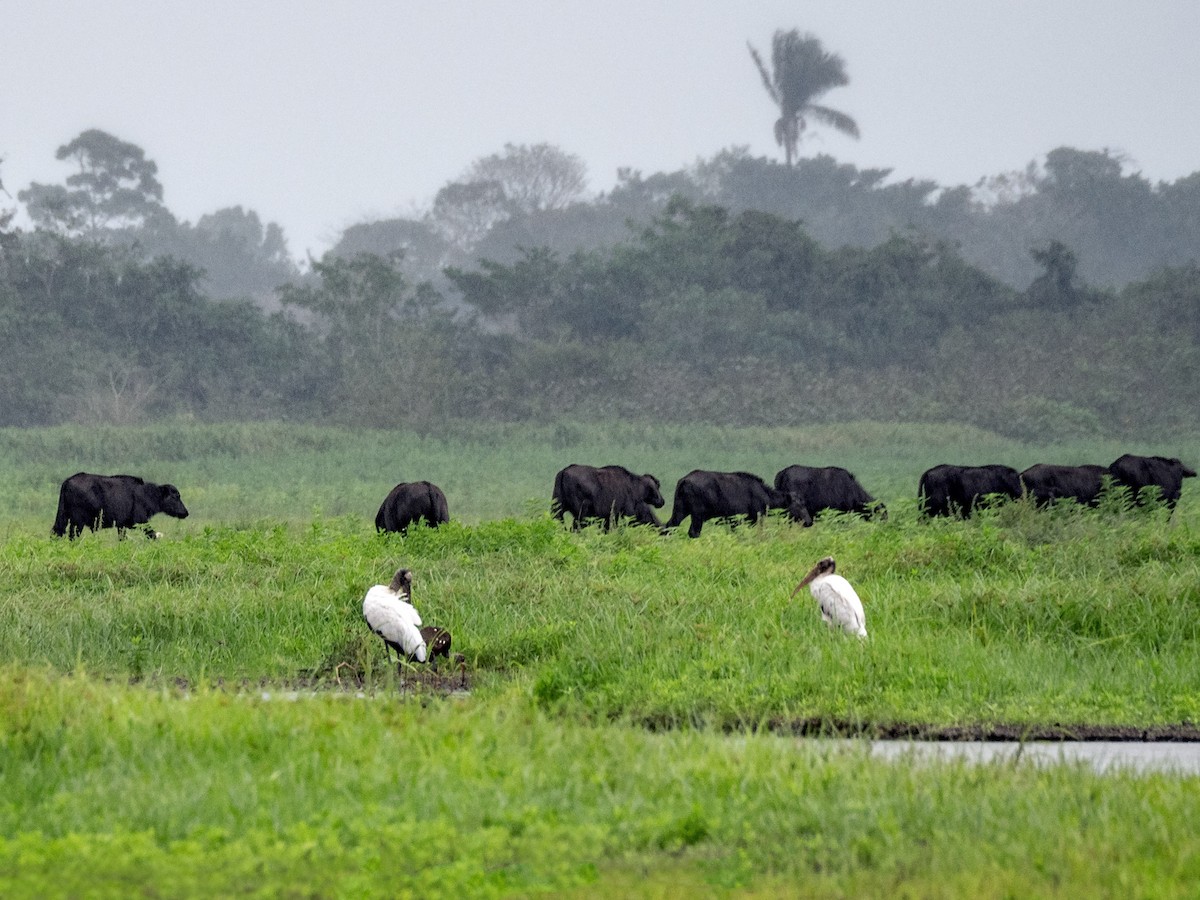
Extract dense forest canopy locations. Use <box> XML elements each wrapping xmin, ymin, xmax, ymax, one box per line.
<box><xmin>2</xmin><ymin>128</ymin><xmax>1199</xmax><ymax>440</ymax></box>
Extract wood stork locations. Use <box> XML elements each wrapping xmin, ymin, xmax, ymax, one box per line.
<box><xmin>363</xmin><ymin>568</ymin><xmax>428</xmax><ymax>665</ymax></box>
<box><xmin>791</xmin><ymin>556</ymin><xmax>867</xmax><ymax>638</ymax></box>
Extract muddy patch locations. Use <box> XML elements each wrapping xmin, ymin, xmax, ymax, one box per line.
<box><xmin>766</xmin><ymin>718</ymin><xmax>1200</xmax><ymax>742</ymax></box>
<box><xmin>122</xmin><ymin>661</ymin><xmax>472</xmax><ymax>698</ymax></box>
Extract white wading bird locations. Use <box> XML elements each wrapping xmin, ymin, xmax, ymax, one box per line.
<box><xmin>791</xmin><ymin>556</ymin><xmax>867</xmax><ymax>638</ymax></box>
<box><xmin>363</xmin><ymin>568</ymin><xmax>428</xmax><ymax>665</ymax></box>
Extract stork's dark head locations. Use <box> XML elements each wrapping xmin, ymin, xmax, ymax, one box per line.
<box><xmin>790</xmin><ymin>556</ymin><xmax>837</xmax><ymax>597</ymax></box>
<box><xmin>389</xmin><ymin>568</ymin><xmax>413</xmax><ymax>595</ymax></box>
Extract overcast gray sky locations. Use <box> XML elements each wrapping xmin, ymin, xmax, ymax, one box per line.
<box><xmin>4</xmin><ymin>1</ymin><xmax>1198</xmax><ymax>259</ymax></box>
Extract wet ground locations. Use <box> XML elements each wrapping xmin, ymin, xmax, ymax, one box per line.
<box><xmin>855</xmin><ymin>739</ymin><xmax>1200</xmax><ymax>773</ymax></box>
<box><xmin>139</xmin><ymin>672</ymin><xmax>1200</xmax><ymax>773</ymax></box>
<box><xmin>772</xmin><ymin>718</ymin><xmax>1200</xmax><ymax>742</ymax></box>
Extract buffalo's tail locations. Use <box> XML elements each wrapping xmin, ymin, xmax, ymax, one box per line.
<box><xmin>431</xmin><ymin>485</ymin><xmax>450</xmax><ymax>525</ymax></box>
<box><xmin>916</xmin><ymin>473</ymin><xmax>937</xmax><ymax>518</ymax></box>
<box><xmin>663</xmin><ymin>482</ymin><xmax>689</xmax><ymax>530</ymax></box>
<box><xmin>551</xmin><ymin>469</ymin><xmax>565</xmax><ymax>520</ymax></box>
<box><xmin>51</xmin><ymin>482</ymin><xmax>69</xmax><ymax>537</ymax></box>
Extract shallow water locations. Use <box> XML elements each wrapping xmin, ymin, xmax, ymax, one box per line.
<box><xmin>246</xmin><ymin>692</ymin><xmax>1199</xmax><ymax>773</ymax></box>
<box><xmin>846</xmin><ymin>739</ymin><xmax>1200</xmax><ymax>774</ymax></box>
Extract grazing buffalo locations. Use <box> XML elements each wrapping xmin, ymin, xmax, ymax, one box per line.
<box><xmin>52</xmin><ymin>472</ymin><xmax>189</xmax><ymax>540</ymax></box>
<box><xmin>551</xmin><ymin>464</ymin><xmax>665</xmax><ymax>531</ymax></box>
<box><xmin>1107</xmin><ymin>454</ymin><xmax>1197</xmax><ymax>511</ymax></box>
<box><xmin>374</xmin><ymin>481</ymin><xmax>450</xmax><ymax>534</ymax></box>
<box><xmin>664</xmin><ymin>469</ymin><xmax>811</xmax><ymax>538</ymax></box>
<box><xmin>1019</xmin><ymin>464</ymin><xmax>1110</xmax><ymax>507</ymax></box>
<box><xmin>918</xmin><ymin>464</ymin><xmax>1023</xmax><ymax>519</ymax></box>
<box><xmin>774</xmin><ymin>465</ymin><xmax>885</xmax><ymax>521</ymax></box>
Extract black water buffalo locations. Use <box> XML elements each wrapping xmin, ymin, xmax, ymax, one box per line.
<box><xmin>551</xmin><ymin>464</ymin><xmax>665</xmax><ymax>531</ymax></box>
<box><xmin>774</xmin><ymin>465</ymin><xmax>885</xmax><ymax>521</ymax></box>
<box><xmin>918</xmin><ymin>464</ymin><xmax>1023</xmax><ymax>518</ymax></box>
<box><xmin>664</xmin><ymin>469</ymin><xmax>811</xmax><ymax>538</ymax></box>
<box><xmin>1020</xmin><ymin>463</ymin><xmax>1109</xmax><ymax>507</ymax></box>
<box><xmin>1107</xmin><ymin>454</ymin><xmax>1197</xmax><ymax>510</ymax></box>
<box><xmin>52</xmin><ymin>472</ymin><xmax>189</xmax><ymax>539</ymax></box>
<box><xmin>375</xmin><ymin>481</ymin><xmax>450</xmax><ymax>534</ymax></box>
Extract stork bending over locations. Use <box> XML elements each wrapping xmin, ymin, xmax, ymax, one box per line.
<box><xmin>363</xmin><ymin>568</ymin><xmax>428</xmax><ymax>665</ymax></box>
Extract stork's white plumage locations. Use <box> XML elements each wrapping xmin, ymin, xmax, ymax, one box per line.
<box><xmin>363</xmin><ymin>568</ymin><xmax>428</xmax><ymax>663</ymax></box>
<box><xmin>791</xmin><ymin>556</ymin><xmax>867</xmax><ymax>638</ymax></box>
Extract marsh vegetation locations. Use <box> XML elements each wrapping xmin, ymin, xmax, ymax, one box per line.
<box><xmin>1</xmin><ymin>422</ymin><xmax>1198</xmax><ymax>895</ymax></box>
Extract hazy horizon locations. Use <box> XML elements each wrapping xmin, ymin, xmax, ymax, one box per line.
<box><xmin>5</xmin><ymin>0</ymin><xmax>1198</xmax><ymax>259</ymax></box>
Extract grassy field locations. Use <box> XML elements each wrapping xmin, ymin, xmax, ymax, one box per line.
<box><xmin>1</xmin><ymin>421</ymin><xmax>1198</xmax><ymax>896</ymax></box>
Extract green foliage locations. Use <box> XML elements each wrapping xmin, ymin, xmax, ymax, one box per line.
<box><xmin>9</xmin><ymin>132</ymin><xmax>1200</xmax><ymax>436</ymax></box>
<box><xmin>152</xmin><ymin>205</ymin><xmax>299</xmax><ymax>301</ymax></box>
<box><xmin>0</xmin><ymin>235</ymin><xmax>312</xmax><ymax>425</ymax></box>
<box><xmin>274</xmin><ymin>252</ymin><xmax>492</xmax><ymax>426</ymax></box>
<box><xmin>747</xmin><ymin>29</ymin><xmax>859</xmax><ymax>165</ymax></box>
<box><xmin>446</xmin><ymin>246</ymin><xmax>566</xmax><ymax>319</ymax></box>
<box><xmin>329</xmin><ymin>216</ymin><xmax>450</xmax><ymax>288</ymax></box>
<box><xmin>1027</xmin><ymin>239</ymin><xmax>1087</xmax><ymax>307</ymax></box>
<box><xmin>18</xmin><ymin>128</ymin><xmax>171</xmax><ymax>238</ymax></box>
<box><xmin>439</xmin><ymin>193</ymin><xmax>1200</xmax><ymax>434</ymax></box>
<box><xmin>1</xmin><ymin>422</ymin><xmax>1199</xmax><ymax>894</ymax></box>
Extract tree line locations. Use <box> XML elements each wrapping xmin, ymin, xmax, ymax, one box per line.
<box><xmin>332</xmin><ymin>144</ymin><xmax>1200</xmax><ymax>299</ymax></box>
<box><xmin>13</xmin><ymin>127</ymin><xmax>1200</xmax><ymax>305</ymax></box>
<box><xmin>3</xmin><ymin>158</ymin><xmax>1198</xmax><ymax>439</ymax></box>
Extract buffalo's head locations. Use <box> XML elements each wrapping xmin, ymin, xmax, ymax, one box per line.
<box><xmin>784</xmin><ymin>495</ymin><xmax>813</xmax><ymax>527</ymax></box>
<box><xmin>159</xmin><ymin>485</ymin><xmax>189</xmax><ymax>519</ymax></box>
<box><xmin>769</xmin><ymin>488</ymin><xmax>812</xmax><ymax>527</ymax></box>
<box><xmin>641</xmin><ymin>475</ymin><xmax>665</xmax><ymax>508</ymax></box>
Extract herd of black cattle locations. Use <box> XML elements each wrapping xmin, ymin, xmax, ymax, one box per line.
<box><xmin>48</xmin><ymin>454</ymin><xmax>1196</xmax><ymax>541</ymax></box>
<box><xmin>545</xmin><ymin>454</ymin><xmax>1195</xmax><ymax>537</ymax></box>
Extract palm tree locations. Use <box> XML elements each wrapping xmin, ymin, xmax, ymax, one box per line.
<box><xmin>748</xmin><ymin>29</ymin><xmax>860</xmax><ymax>166</ymax></box>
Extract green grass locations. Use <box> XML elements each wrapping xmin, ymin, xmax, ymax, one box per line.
<box><xmin>2</xmin><ymin>668</ymin><xmax>1199</xmax><ymax>899</ymax></box>
<box><xmin>3</xmin><ymin>494</ymin><xmax>1197</xmax><ymax>727</ymax></box>
<box><xmin>1</xmin><ymin>421</ymin><xmax>1199</xmax><ymax>896</ymax></box>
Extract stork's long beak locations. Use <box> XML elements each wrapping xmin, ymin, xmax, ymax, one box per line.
<box><xmin>790</xmin><ymin>566</ymin><xmax>820</xmax><ymax>598</ymax></box>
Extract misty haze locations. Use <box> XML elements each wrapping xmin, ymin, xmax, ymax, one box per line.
<box><xmin>4</xmin><ymin>5</ymin><xmax>1199</xmax><ymax>437</ymax></box>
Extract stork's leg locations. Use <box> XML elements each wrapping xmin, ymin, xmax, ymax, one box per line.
<box><xmin>382</xmin><ymin>641</ymin><xmax>399</xmax><ymax>678</ymax></box>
